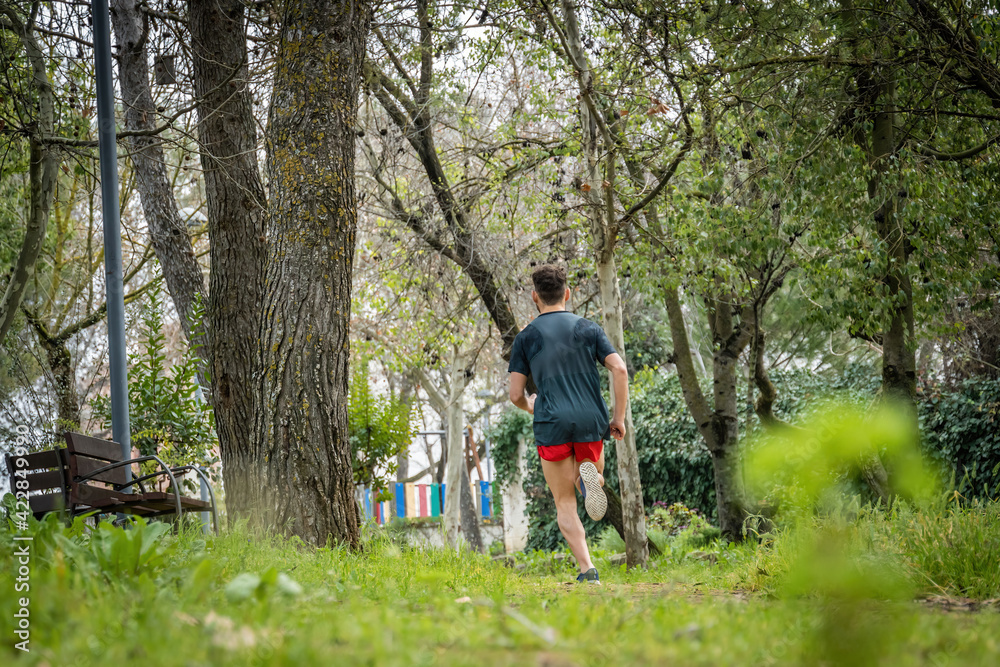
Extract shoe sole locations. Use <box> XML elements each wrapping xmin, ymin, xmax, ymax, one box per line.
<box><xmin>579</xmin><ymin>462</ymin><xmax>607</xmax><ymax>521</ymax></box>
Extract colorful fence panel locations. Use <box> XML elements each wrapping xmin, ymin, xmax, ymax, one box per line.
<box><xmin>395</xmin><ymin>483</ymin><xmax>405</xmax><ymax>518</ymax></box>
<box><xmin>360</xmin><ymin>482</ymin><xmax>494</xmax><ymax>524</ymax></box>
<box><xmin>417</xmin><ymin>484</ymin><xmax>428</xmax><ymax>517</ymax></box>
<box><xmin>479</xmin><ymin>480</ymin><xmax>492</xmax><ymax>518</ymax></box>
<box><xmin>430</xmin><ymin>484</ymin><xmax>441</xmax><ymax>517</ymax></box>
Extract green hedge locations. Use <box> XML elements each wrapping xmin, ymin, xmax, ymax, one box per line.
<box><xmin>920</xmin><ymin>378</ymin><xmax>1000</xmax><ymax>498</ymax></box>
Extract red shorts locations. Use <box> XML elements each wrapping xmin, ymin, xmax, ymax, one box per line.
<box><xmin>537</xmin><ymin>441</ymin><xmax>603</xmax><ymax>463</ymax></box>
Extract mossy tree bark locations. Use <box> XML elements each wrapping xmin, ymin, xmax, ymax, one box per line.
<box><xmin>24</xmin><ymin>319</ymin><xmax>80</xmax><ymax>430</ymax></box>
<box><xmin>254</xmin><ymin>0</ymin><xmax>372</xmax><ymax>547</ymax></box>
<box><xmin>190</xmin><ymin>0</ymin><xmax>370</xmax><ymax>546</ymax></box>
<box><xmin>21</xmin><ymin>276</ymin><xmax>152</xmax><ymax>434</ymax></box>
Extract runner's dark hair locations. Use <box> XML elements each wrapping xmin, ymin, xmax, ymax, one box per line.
<box><xmin>532</xmin><ymin>264</ymin><xmax>567</xmax><ymax>305</ymax></box>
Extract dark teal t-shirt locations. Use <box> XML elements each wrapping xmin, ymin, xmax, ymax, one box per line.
<box><xmin>507</xmin><ymin>311</ymin><xmax>617</xmax><ymax>447</ymax></box>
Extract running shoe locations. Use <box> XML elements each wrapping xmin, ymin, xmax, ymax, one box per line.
<box><xmin>579</xmin><ymin>461</ymin><xmax>607</xmax><ymax>521</ymax></box>
<box><xmin>576</xmin><ymin>567</ymin><xmax>600</xmax><ymax>584</ymax></box>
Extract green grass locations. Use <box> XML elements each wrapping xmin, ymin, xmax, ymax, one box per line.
<box><xmin>2</xmin><ymin>507</ymin><xmax>1000</xmax><ymax>667</ymax></box>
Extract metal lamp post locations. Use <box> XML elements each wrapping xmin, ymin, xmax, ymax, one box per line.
<box><xmin>92</xmin><ymin>0</ymin><xmax>132</xmax><ymax>479</ymax></box>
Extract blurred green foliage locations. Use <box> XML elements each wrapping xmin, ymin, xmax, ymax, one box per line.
<box><xmin>746</xmin><ymin>402</ymin><xmax>937</xmax><ymax>518</ymax></box>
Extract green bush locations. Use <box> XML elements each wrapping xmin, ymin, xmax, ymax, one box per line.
<box><xmin>0</xmin><ymin>508</ymin><xmax>182</xmax><ymax>586</ymax></box>
<box><xmin>625</xmin><ymin>371</ymin><xmax>717</xmax><ymax>518</ymax></box>
<box><xmin>348</xmin><ymin>358</ymin><xmax>414</xmax><ymax>500</ymax></box>
<box><xmin>91</xmin><ymin>279</ymin><xmax>217</xmax><ymax>491</ymax></box>
<box><xmin>919</xmin><ymin>378</ymin><xmax>1000</xmax><ymax>499</ymax></box>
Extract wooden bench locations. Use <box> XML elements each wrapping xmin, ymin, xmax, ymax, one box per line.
<box><xmin>5</xmin><ymin>432</ymin><xmax>219</xmax><ymax>533</ymax></box>
<box><xmin>4</xmin><ymin>448</ymin><xmax>69</xmax><ymax>519</ymax></box>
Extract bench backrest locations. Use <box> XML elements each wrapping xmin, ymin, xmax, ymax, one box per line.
<box><xmin>4</xmin><ymin>449</ymin><xmax>69</xmax><ymax>516</ymax></box>
<box><xmin>64</xmin><ymin>432</ymin><xmax>130</xmax><ymax>487</ymax></box>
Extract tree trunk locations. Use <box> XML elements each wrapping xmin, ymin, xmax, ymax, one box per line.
<box><xmin>43</xmin><ymin>338</ymin><xmax>80</xmax><ymax>430</ymax></box>
<box><xmin>860</xmin><ymin>72</ymin><xmax>907</xmax><ymax>505</ymax></box>
<box><xmin>250</xmin><ymin>0</ymin><xmax>371</xmax><ymax>547</ymax></box>
<box><xmin>751</xmin><ymin>330</ymin><xmax>778</xmax><ymax>427</ymax></box>
<box><xmin>443</xmin><ymin>352</ymin><xmax>468</xmax><ymax>548</ymax></box>
<box><xmin>604</xmin><ymin>484</ymin><xmax>662</xmax><ymax>557</ymax></box>
<box><xmin>0</xmin><ymin>10</ymin><xmax>57</xmax><ymax>343</ymax></box>
<box><xmin>436</xmin><ymin>430</ymin><xmax>447</xmax><ymax>484</ymax></box>
<box><xmin>23</xmin><ymin>311</ymin><xmax>81</xmax><ymax>431</ymax></box>
<box><xmin>596</xmin><ymin>259</ymin><xmax>649</xmax><ymax>567</ymax></box>
<box><xmin>707</xmin><ymin>294</ymin><xmax>750</xmax><ymax>540</ymax></box>
<box><xmin>915</xmin><ymin>340</ymin><xmax>935</xmax><ymax>378</ymax></box>
<box><xmin>189</xmin><ymin>0</ymin><xmax>268</xmax><ymax>517</ymax></box>
<box><xmin>459</xmin><ymin>463</ymin><xmax>484</xmax><ymax>553</ymax></box>
<box><xmin>111</xmin><ymin>0</ymin><xmax>208</xmax><ymax>363</ymax></box>
<box><xmin>751</xmin><ymin>328</ymin><xmax>803</xmax><ymax>433</ymax></box>
<box><xmin>664</xmin><ymin>284</ymin><xmax>750</xmax><ymax>541</ymax></box>
<box><xmin>706</xmin><ymin>426</ymin><xmax>746</xmax><ymax>539</ymax></box>
<box><xmin>391</xmin><ymin>376</ymin><xmax>412</xmax><ymax>520</ymax></box>
<box><xmin>555</xmin><ymin>0</ymin><xmax>648</xmax><ymax>568</ymax></box>
<box><xmin>869</xmin><ymin>75</ymin><xmax>916</xmax><ymax>407</ymax></box>
<box><xmin>838</xmin><ymin>0</ymin><xmax>906</xmax><ymax>504</ymax></box>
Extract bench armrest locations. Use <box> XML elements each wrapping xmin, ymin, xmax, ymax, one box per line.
<box><xmin>75</xmin><ymin>455</ymin><xmax>179</xmax><ymax>498</ymax></box>
<box><xmin>125</xmin><ymin>464</ymin><xmax>212</xmax><ymax>496</ymax></box>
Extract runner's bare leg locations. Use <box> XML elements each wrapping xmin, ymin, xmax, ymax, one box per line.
<box><xmin>540</xmin><ymin>455</ymin><xmax>595</xmax><ymax>573</ymax></box>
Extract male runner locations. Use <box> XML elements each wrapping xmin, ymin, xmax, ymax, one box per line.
<box><xmin>508</xmin><ymin>265</ymin><xmax>629</xmax><ymax>584</ymax></box>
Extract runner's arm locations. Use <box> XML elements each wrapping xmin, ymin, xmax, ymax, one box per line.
<box><xmin>603</xmin><ymin>353</ymin><xmax>629</xmax><ymax>439</ymax></box>
<box><xmin>509</xmin><ymin>372</ymin><xmax>535</xmax><ymax>414</ymax></box>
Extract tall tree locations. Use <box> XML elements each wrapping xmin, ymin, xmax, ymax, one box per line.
<box><xmin>543</xmin><ymin>0</ymin><xmax>650</xmax><ymax>567</ymax></box>
<box><xmin>188</xmin><ymin>0</ymin><xmax>269</xmax><ymax>521</ymax></box>
<box><xmin>252</xmin><ymin>0</ymin><xmax>372</xmax><ymax>546</ymax></box>
<box><xmin>0</xmin><ymin>4</ymin><xmax>58</xmax><ymax>344</ymax></box>
<box><xmin>188</xmin><ymin>0</ymin><xmax>372</xmax><ymax>545</ymax></box>
<box><xmin>362</xmin><ymin>0</ymin><xmax>524</xmax><ymax>358</ymax></box>
<box><xmin>111</xmin><ymin>0</ymin><xmax>207</xmax><ymax>360</ymax></box>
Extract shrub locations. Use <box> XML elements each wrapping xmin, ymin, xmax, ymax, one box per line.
<box><xmin>90</xmin><ymin>279</ymin><xmax>217</xmax><ymax>492</ymax></box>
<box><xmin>348</xmin><ymin>358</ymin><xmax>414</xmax><ymax>500</ymax></box>
<box><xmin>919</xmin><ymin>377</ymin><xmax>1000</xmax><ymax>500</ymax></box>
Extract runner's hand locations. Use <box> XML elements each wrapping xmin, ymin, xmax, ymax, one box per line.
<box><xmin>526</xmin><ymin>393</ymin><xmax>536</xmax><ymax>414</ymax></box>
<box><xmin>609</xmin><ymin>418</ymin><xmax>625</xmax><ymax>440</ymax></box>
